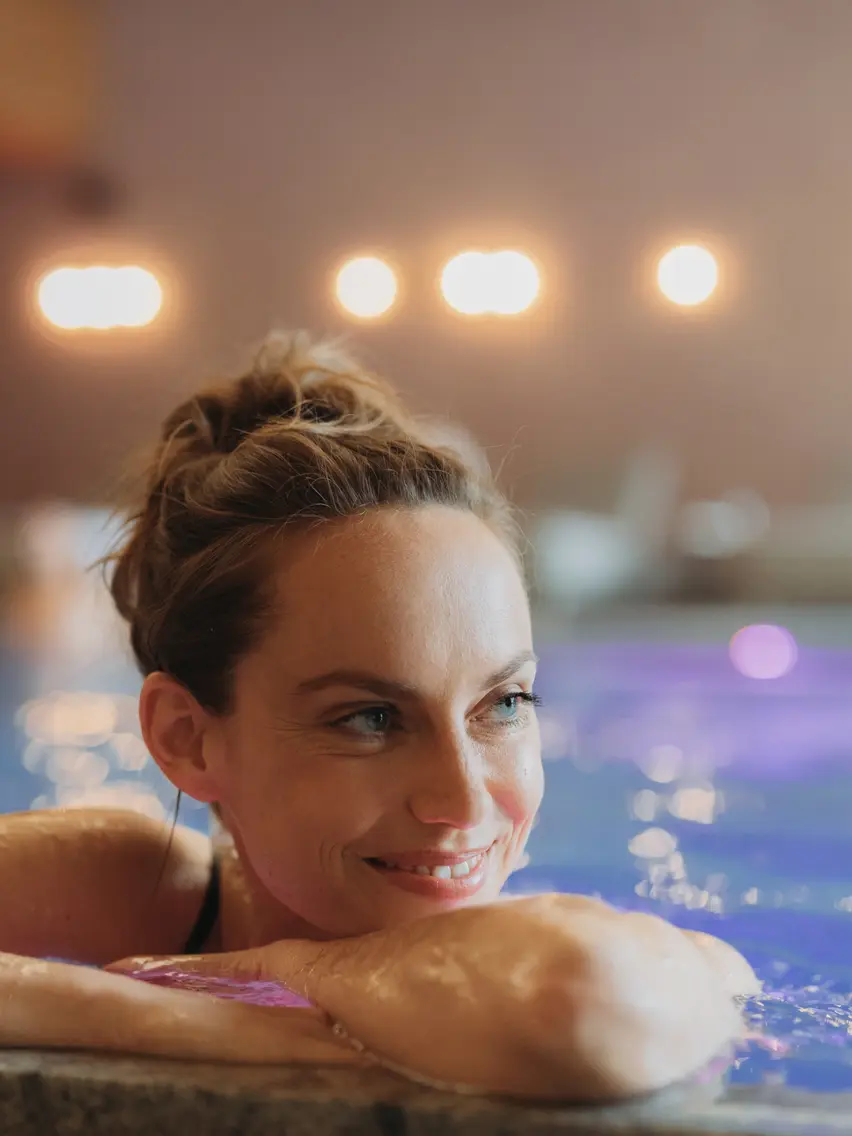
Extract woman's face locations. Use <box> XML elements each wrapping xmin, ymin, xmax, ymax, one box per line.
<box><xmin>213</xmin><ymin>506</ymin><xmax>543</xmax><ymax>938</ymax></box>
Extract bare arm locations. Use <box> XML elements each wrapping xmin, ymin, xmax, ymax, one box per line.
<box><xmin>296</xmin><ymin>899</ymin><xmax>751</xmax><ymax>1098</ymax></box>
<box><xmin>680</xmin><ymin>928</ymin><xmax>762</xmax><ymax>999</ymax></box>
<box><xmin>109</xmin><ymin>895</ymin><xmax>755</xmax><ymax>1101</ymax></box>
<box><xmin>0</xmin><ymin>808</ymin><xmax>213</xmax><ymax>964</ymax></box>
<box><xmin>0</xmin><ymin>952</ymin><xmax>361</xmax><ymax>1067</ymax></box>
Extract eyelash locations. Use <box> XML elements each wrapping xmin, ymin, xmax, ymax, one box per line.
<box><xmin>494</xmin><ymin>691</ymin><xmax>543</xmax><ymax>720</ymax></box>
<box><xmin>332</xmin><ymin>691</ymin><xmax>543</xmax><ymax>737</ymax></box>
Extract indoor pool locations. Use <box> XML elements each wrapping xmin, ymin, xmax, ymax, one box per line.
<box><xmin>6</xmin><ymin>618</ymin><xmax>852</xmax><ymax>1094</ymax></box>
<box><xmin>518</xmin><ymin>639</ymin><xmax>852</xmax><ymax>1093</ymax></box>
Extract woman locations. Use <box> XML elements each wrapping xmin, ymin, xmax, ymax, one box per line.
<box><xmin>0</xmin><ymin>332</ymin><xmax>757</xmax><ymax>1100</ymax></box>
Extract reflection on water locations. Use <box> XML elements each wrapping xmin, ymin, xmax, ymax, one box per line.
<box><xmin>4</xmin><ymin>505</ymin><xmax>852</xmax><ymax>1089</ymax></box>
<box><xmin>511</xmin><ymin>639</ymin><xmax>852</xmax><ymax>1087</ymax></box>
<box><xmin>17</xmin><ymin>690</ymin><xmax>169</xmax><ymax>820</ymax></box>
<box><xmin>2</xmin><ymin>505</ymin><xmax>201</xmax><ymax>824</ymax></box>
<box><xmin>119</xmin><ymin>966</ymin><xmax>311</xmax><ymax>1009</ymax></box>
<box><xmin>739</xmin><ymin>976</ymin><xmax>852</xmax><ymax>1089</ymax></box>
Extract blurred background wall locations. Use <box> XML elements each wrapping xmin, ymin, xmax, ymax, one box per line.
<box><xmin>4</xmin><ymin>2</ymin><xmax>852</xmax><ymax>635</ymax></box>
<box><xmin>4</xmin><ymin>0</ymin><xmax>852</xmax><ymax>517</ymax></box>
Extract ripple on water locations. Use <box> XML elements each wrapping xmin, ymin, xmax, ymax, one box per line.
<box><xmin>734</xmin><ymin>976</ymin><xmax>852</xmax><ymax>1089</ymax></box>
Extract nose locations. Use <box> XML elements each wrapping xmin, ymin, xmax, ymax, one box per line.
<box><xmin>407</xmin><ymin>729</ymin><xmax>489</xmax><ymax>830</ymax></box>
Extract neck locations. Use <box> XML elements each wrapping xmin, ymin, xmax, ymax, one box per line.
<box><xmin>213</xmin><ymin>829</ymin><xmax>338</xmax><ymax>951</ymax></box>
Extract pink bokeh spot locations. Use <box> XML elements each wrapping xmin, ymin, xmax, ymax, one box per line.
<box><xmin>729</xmin><ymin>624</ymin><xmax>798</xmax><ymax>681</ymax></box>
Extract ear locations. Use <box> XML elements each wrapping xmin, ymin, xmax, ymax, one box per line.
<box><xmin>139</xmin><ymin>672</ymin><xmax>224</xmax><ymax>804</ymax></box>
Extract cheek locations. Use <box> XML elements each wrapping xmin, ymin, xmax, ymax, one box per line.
<box><xmin>220</xmin><ymin>722</ymin><xmax>394</xmax><ymax>846</ymax></box>
<box><xmin>492</xmin><ymin>735</ymin><xmax>545</xmax><ymax>825</ymax></box>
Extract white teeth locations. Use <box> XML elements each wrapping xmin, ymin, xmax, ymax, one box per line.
<box><xmin>374</xmin><ymin>854</ymin><xmax>485</xmax><ymax>878</ymax></box>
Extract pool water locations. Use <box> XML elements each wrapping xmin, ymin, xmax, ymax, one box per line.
<box><xmin>513</xmin><ymin>641</ymin><xmax>852</xmax><ymax>1091</ymax></box>
<box><xmin>6</xmin><ymin>585</ymin><xmax>852</xmax><ymax>1091</ymax></box>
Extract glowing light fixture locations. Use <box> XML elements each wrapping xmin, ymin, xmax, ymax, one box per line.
<box><xmin>38</xmin><ymin>266</ymin><xmax>162</xmax><ymax>329</ymax></box>
<box><xmin>441</xmin><ymin>249</ymin><xmax>540</xmax><ymax>316</ymax></box>
<box><xmin>441</xmin><ymin>251</ymin><xmax>490</xmax><ymax>316</ymax></box>
<box><xmin>335</xmin><ymin>256</ymin><xmax>397</xmax><ymax>318</ymax></box>
<box><xmin>490</xmin><ymin>250</ymin><xmax>541</xmax><ymax>315</ymax></box>
<box><xmin>657</xmin><ymin>244</ymin><xmax>718</xmax><ymax>306</ymax></box>
<box><xmin>729</xmin><ymin>624</ymin><xmax>798</xmax><ymax>680</ymax></box>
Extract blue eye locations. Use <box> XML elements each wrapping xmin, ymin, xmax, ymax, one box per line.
<box><xmin>337</xmin><ymin>707</ymin><xmax>394</xmax><ymax>736</ymax></box>
<box><xmin>487</xmin><ymin>692</ymin><xmax>541</xmax><ymax>724</ymax></box>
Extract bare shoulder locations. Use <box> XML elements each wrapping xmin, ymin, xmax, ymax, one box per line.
<box><xmin>0</xmin><ymin>806</ymin><xmax>213</xmax><ymax>965</ymax></box>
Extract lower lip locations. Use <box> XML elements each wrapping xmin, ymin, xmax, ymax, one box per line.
<box><xmin>366</xmin><ymin>853</ymin><xmax>490</xmax><ymax>900</ymax></box>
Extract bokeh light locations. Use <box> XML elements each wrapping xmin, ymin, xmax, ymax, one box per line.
<box><xmin>657</xmin><ymin>244</ymin><xmax>718</xmax><ymax>306</ymax></box>
<box><xmin>441</xmin><ymin>249</ymin><xmax>540</xmax><ymax>316</ymax></box>
<box><xmin>627</xmin><ymin>827</ymin><xmax>678</xmax><ymax>858</ymax></box>
<box><xmin>638</xmin><ymin>743</ymin><xmax>684</xmax><ymax>783</ymax></box>
<box><xmin>335</xmin><ymin>256</ymin><xmax>397</xmax><ymax>318</ymax></box>
<box><xmin>667</xmin><ymin>785</ymin><xmax>721</xmax><ymax>824</ymax></box>
<box><xmin>19</xmin><ymin>692</ymin><xmax>118</xmax><ymax>747</ymax></box>
<box><xmin>631</xmin><ymin>789</ymin><xmax>659</xmax><ymax>822</ymax></box>
<box><xmin>729</xmin><ymin>624</ymin><xmax>798</xmax><ymax>680</ymax></box>
<box><xmin>44</xmin><ymin>747</ymin><xmax>110</xmax><ymax>790</ymax></box>
<box><xmin>38</xmin><ymin>266</ymin><xmax>163</xmax><ymax>329</ymax></box>
<box><xmin>441</xmin><ymin>251</ymin><xmax>491</xmax><ymax>315</ymax></box>
<box><xmin>488</xmin><ymin>250</ymin><xmax>541</xmax><ymax>314</ymax></box>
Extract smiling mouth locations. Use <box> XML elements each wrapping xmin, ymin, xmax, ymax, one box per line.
<box><xmin>365</xmin><ymin>852</ymin><xmax>487</xmax><ymax>880</ymax></box>
<box><xmin>362</xmin><ymin>848</ymin><xmax>493</xmax><ymax>899</ymax></box>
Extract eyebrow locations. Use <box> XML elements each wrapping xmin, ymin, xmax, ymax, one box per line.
<box><xmin>292</xmin><ymin>649</ymin><xmax>539</xmax><ymax>700</ymax></box>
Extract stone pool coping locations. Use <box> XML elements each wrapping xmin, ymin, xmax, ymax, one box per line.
<box><xmin>1</xmin><ymin>1051</ymin><xmax>851</xmax><ymax>1135</ymax></box>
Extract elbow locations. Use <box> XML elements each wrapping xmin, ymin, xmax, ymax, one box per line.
<box><xmin>514</xmin><ymin>917</ymin><xmax>745</xmax><ymax>1102</ymax></box>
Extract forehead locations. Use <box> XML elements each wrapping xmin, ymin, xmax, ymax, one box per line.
<box><xmin>254</xmin><ymin>507</ymin><xmax>532</xmax><ymax>684</ymax></box>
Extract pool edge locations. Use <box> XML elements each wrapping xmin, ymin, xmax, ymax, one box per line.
<box><xmin>1</xmin><ymin>1050</ymin><xmax>851</xmax><ymax>1135</ymax></box>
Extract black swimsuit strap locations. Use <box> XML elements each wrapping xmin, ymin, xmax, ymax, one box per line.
<box><xmin>182</xmin><ymin>851</ymin><xmax>221</xmax><ymax>954</ymax></box>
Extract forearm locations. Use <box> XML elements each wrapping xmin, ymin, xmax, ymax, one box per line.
<box><xmin>305</xmin><ymin>903</ymin><xmax>748</xmax><ymax>1100</ymax></box>
<box><xmin>529</xmin><ymin>910</ymin><xmax>747</xmax><ymax>1099</ymax></box>
<box><xmin>680</xmin><ymin>929</ymin><xmax>761</xmax><ymax>999</ymax></box>
<box><xmin>106</xmin><ymin>898</ymin><xmax>755</xmax><ymax>1101</ymax></box>
<box><xmin>0</xmin><ymin>953</ymin><xmax>361</xmax><ymax>1067</ymax></box>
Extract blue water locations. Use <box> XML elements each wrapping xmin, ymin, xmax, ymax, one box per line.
<box><xmin>511</xmin><ymin>642</ymin><xmax>852</xmax><ymax>1090</ymax></box>
<box><xmin>4</xmin><ymin>519</ymin><xmax>852</xmax><ymax>1092</ymax></box>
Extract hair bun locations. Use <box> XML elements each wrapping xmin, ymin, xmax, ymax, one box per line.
<box><xmin>162</xmin><ymin>331</ymin><xmax>405</xmax><ymax>461</ymax></box>
<box><xmin>108</xmin><ymin>328</ymin><xmax>518</xmax><ymax>711</ymax></box>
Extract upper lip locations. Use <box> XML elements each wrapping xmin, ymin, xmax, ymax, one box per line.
<box><xmin>366</xmin><ymin>845</ymin><xmax>493</xmax><ymax>868</ymax></box>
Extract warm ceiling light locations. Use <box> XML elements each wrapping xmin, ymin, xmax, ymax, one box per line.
<box><xmin>335</xmin><ymin>256</ymin><xmax>397</xmax><ymax>318</ymax></box>
<box><xmin>488</xmin><ymin>250</ymin><xmax>540</xmax><ymax>315</ymax></box>
<box><xmin>440</xmin><ymin>251</ymin><xmax>491</xmax><ymax>315</ymax></box>
<box><xmin>441</xmin><ymin>250</ymin><xmax>540</xmax><ymax>316</ymax></box>
<box><xmin>37</xmin><ymin>266</ymin><xmax>163</xmax><ymax>330</ymax></box>
<box><xmin>657</xmin><ymin>244</ymin><xmax>718</xmax><ymax>307</ymax></box>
